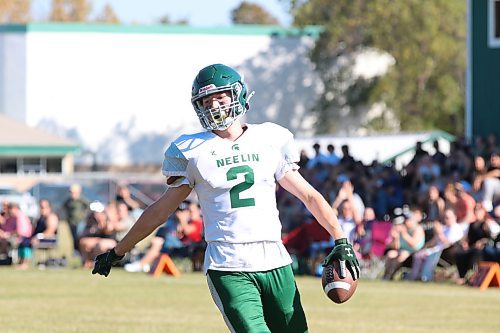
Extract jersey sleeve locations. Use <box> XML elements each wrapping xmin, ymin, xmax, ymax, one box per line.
<box><xmin>273</xmin><ymin>125</ymin><xmax>300</xmax><ymax>180</ymax></box>
<box><xmin>162</xmin><ymin>142</ymin><xmax>193</xmax><ymax>188</ymax></box>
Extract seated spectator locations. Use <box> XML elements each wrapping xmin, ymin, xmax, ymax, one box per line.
<box><xmin>0</xmin><ymin>200</ymin><xmax>15</xmax><ymax>260</ymax></box>
<box><xmin>5</xmin><ymin>202</ymin><xmax>33</xmax><ymax>269</ymax></box>
<box><xmin>423</xmin><ymin>185</ymin><xmax>445</xmax><ymax>223</ymax></box>
<box><xmin>409</xmin><ymin>208</ymin><xmax>464</xmax><ymax>282</ymax></box>
<box><xmin>383</xmin><ymin>208</ymin><xmax>425</xmax><ymax>280</ymax></box>
<box><xmin>79</xmin><ymin>202</ymin><xmax>117</xmax><ymax>268</ymax></box>
<box><xmin>31</xmin><ymin>199</ymin><xmax>59</xmax><ymax>247</ymax></box>
<box><xmin>455</xmin><ymin>203</ymin><xmax>498</xmax><ymax>285</ymax></box>
<box><xmin>472</xmin><ymin>153</ymin><xmax>500</xmax><ymax>212</ymax></box>
<box><xmin>179</xmin><ymin>201</ymin><xmax>205</xmax><ymax>272</ymax></box>
<box><xmin>331</xmin><ymin>180</ymin><xmax>363</xmax><ymax>244</ymax></box>
<box><xmin>113</xmin><ymin>202</ymin><xmax>136</xmax><ymax>242</ymax></box>
<box><xmin>444</xmin><ymin>182</ymin><xmax>476</xmax><ymax>231</ymax></box>
<box><xmin>116</xmin><ymin>184</ymin><xmax>141</xmax><ymax>212</ymax></box>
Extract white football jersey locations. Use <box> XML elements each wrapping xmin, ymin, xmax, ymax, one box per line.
<box><xmin>162</xmin><ymin>122</ymin><xmax>300</xmax><ymax>271</ymax></box>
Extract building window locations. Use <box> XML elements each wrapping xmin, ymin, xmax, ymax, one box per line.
<box><xmin>489</xmin><ymin>0</ymin><xmax>500</xmax><ymax>47</ymax></box>
<box><xmin>47</xmin><ymin>158</ymin><xmax>63</xmax><ymax>173</ymax></box>
<box><xmin>0</xmin><ymin>158</ymin><xmax>17</xmax><ymax>173</ymax></box>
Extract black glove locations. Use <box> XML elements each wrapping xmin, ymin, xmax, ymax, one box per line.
<box><xmin>322</xmin><ymin>238</ymin><xmax>360</xmax><ymax>280</ymax></box>
<box><xmin>92</xmin><ymin>248</ymin><xmax>124</xmax><ymax>277</ymax></box>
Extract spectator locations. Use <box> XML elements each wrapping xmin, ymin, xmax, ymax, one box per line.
<box><xmin>455</xmin><ymin>203</ymin><xmax>498</xmax><ymax>285</ymax></box>
<box><xmin>113</xmin><ymin>202</ymin><xmax>136</xmax><ymax>242</ymax></box>
<box><xmin>31</xmin><ymin>199</ymin><xmax>59</xmax><ymax>247</ymax></box>
<box><xmin>62</xmin><ymin>184</ymin><xmax>89</xmax><ymax>255</ymax></box>
<box><xmin>444</xmin><ymin>182</ymin><xmax>476</xmax><ymax>229</ymax></box>
<box><xmin>297</xmin><ymin>149</ymin><xmax>310</xmax><ymax>169</ymax></box>
<box><xmin>472</xmin><ymin>153</ymin><xmax>500</xmax><ymax>212</ymax></box>
<box><xmin>331</xmin><ymin>180</ymin><xmax>363</xmax><ymax>244</ymax></box>
<box><xmin>383</xmin><ymin>209</ymin><xmax>425</xmax><ymax>280</ymax></box>
<box><xmin>409</xmin><ymin>208</ymin><xmax>464</xmax><ymax>282</ymax></box>
<box><xmin>305</xmin><ymin>142</ymin><xmax>326</xmax><ymax>169</ymax></box>
<box><xmin>79</xmin><ymin>202</ymin><xmax>117</xmax><ymax>268</ymax></box>
<box><xmin>414</xmin><ymin>155</ymin><xmax>441</xmax><ymax>203</ymax></box>
<box><xmin>7</xmin><ymin>202</ymin><xmax>33</xmax><ymax>269</ymax></box>
<box><xmin>185</xmin><ymin>201</ymin><xmax>205</xmax><ymax>272</ymax></box>
<box><xmin>324</xmin><ymin>144</ymin><xmax>340</xmax><ymax>166</ymax></box>
<box><xmin>431</xmin><ymin>140</ymin><xmax>447</xmax><ymax>170</ymax></box>
<box><xmin>425</xmin><ymin>185</ymin><xmax>445</xmax><ymax>222</ymax></box>
<box><xmin>340</xmin><ymin>144</ymin><xmax>356</xmax><ymax>166</ymax></box>
<box><xmin>0</xmin><ymin>200</ymin><xmax>14</xmax><ymax>259</ymax></box>
<box><xmin>115</xmin><ymin>184</ymin><xmax>141</xmax><ymax>212</ymax></box>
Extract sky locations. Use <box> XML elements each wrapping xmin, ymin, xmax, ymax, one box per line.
<box><xmin>31</xmin><ymin>0</ymin><xmax>293</xmax><ymax>27</ymax></box>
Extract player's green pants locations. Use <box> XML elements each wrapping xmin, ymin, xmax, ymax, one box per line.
<box><xmin>207</xmin><ymin>264</ymin><xmax>308</xmax><ymax>333</ymax></box>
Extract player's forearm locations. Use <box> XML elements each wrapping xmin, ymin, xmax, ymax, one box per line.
<box><xmin>114</xmin><ymin>203</ymin><xmax>168</xmax><ymax>256</ymax></box>
<box><xmin>306</xmin><ymin>192</ymin><xmax>346</xmax><ymax>240</ymax></box>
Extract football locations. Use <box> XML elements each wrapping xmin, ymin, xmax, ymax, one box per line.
<box><xmin>321</xmin><ymin>259</ymin><xmax>358</xmax><ymax>304</ymax></box>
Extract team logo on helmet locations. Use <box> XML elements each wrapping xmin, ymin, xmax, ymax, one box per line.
<box><xmin>198</xmin><ymin>84</ymin><xmax>216</xmax><ymax>94</ymax></box>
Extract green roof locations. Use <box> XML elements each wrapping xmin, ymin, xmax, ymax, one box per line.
<box><xmin>0</xmin><ymin>145</ymin><xmax>80</xmax><ymax>156</ymax></box>
<box><xmin>381</xmin><ymin>130</ymin><xmax>456</xmax><ymax>164</ymax></box>
<box><xmin>0</xmin><ymin>23</ymin><xmax>323</xmax><ymax>38</ymax></box>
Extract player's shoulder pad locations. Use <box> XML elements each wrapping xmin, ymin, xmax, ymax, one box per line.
<box><xmin>166</xmin><ymin>131</ymin><xmax>213</xmax><ymax>159</ymax></box>
<box><xmin>256</xmin><ymin>122</ymin><xmax>294</xmax><ymax>143</ymax></box>
<box><xmin>163</xmin><ymin>131</ymin><xmax>212</xmax><ymax>175</ymax></box>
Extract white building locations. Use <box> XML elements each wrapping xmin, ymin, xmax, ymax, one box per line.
<box><xmin>0</xmin><ymin>23</ymin><xmax>324</xmax><ymax>166</ymax></box>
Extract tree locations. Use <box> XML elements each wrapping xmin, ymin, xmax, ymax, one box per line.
<box><xmin>96</xmin><ymin>4</ymin><xmax>119</xmax><ymax>24</ymax></box>
<box><xmin>231</xmin><ymin>1</ymin><xmax>279</xmax><ymax>25</ymax></box>
<box><xmin>49</xmin><ymin>0</ymin><xmax>91</xmax><ymax>22</ymax></box>
<box><xmin>291</xmin><ymin>0</ymin><xmax>466</xmax><ymax>135</ymax></box>
<box><xmin>0</xmin><ymin>0</ymin><xmax>31</xmax><ymax>23</ymax></box>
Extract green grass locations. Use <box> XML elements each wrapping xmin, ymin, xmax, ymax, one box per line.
<box><xmin>1</xmin><ymin>267</ymin><xmax>499</xmax><ymax>333</ymax></box>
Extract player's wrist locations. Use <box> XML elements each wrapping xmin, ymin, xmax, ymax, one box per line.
<box><xmin>334</xmin><ymin>238</ymin><xmax>348</xmax><ymax>246</ymax></box>
<box><xmin>112</xmin><ymin>247</ymin><xmax>126</xmax><ymax>258</ymax></box>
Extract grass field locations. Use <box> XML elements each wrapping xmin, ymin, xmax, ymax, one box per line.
<box><xmin>1</xmin><ymin>266</ymin><xmax>499</xmax><ymax>333</ymax></box>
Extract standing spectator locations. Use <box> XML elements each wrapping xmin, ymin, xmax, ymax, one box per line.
<box><xmin>63</xmin><ymin>184</ymin><xmax>89</xmax><ymax>256</ymax></box>
<box><xmin>297</xmin><ymin>149</ymin><xmax>310</xmax><ymax>170</ymax></box>
<box><xmin>431</xmin><ymin>140</ymin><xmax>447</xmax><ymax>170</ymax></box>
<box><xmin>324</xmin><ymin>144</ymin><xmax>340</xmax><ymax>166</ymax></box>
<box><xmin>305</xmin><ymin>142</ymin><xmax>326</xmax><ymax>169</ymax></box>
<box><xmin>409</xmin><ymin>208</ymin><xmax>464</xmax><ymax>282</ymax></box>
<box><xmin>340</xmin><ymin>144</ymin><xmax>356</xmax><ymax>166</ymax></box>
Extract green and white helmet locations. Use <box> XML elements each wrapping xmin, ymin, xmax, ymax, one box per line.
<box><xmin>191</xmin><ymin>64</ymin><xmax>254</xmax><ymax>131</ymax></box>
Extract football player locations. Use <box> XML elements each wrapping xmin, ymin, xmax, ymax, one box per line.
<box><xmin>93</xmin><ymin>64</ymin><xmax>360</xmax><ymax>332</ymax></box>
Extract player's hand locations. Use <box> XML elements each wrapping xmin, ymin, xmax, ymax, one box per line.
<box><xmin>322</xmin><ymin>238</ymin><xmax>360</xmax><ymax>280</ymax></box>
<box><xmin>92</xmin><ymin>248</ymin><xmax>124</xmax><ymax>277</ymax></box>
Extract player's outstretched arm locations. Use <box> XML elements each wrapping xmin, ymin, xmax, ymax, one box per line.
<box><xmin>278</xmin><ymin>170</ymin><xmax>360</xmax><ymax>279</ymax></box>
<box><xmin>92</xmin><ymin>184</ymin><xmax>192</xmax><ymax>277</ymax></box>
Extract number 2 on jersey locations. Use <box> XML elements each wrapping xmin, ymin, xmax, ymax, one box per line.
<box><xmin>226</xmin><ymin>165</ymin><xmax>256</xmax><ymax>208</ymax></box>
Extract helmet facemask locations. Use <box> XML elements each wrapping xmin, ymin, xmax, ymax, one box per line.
<box><xmin>192</xmin><ymin>82</ymin><xmax>246</xmax><ymax>131</ymax></box>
